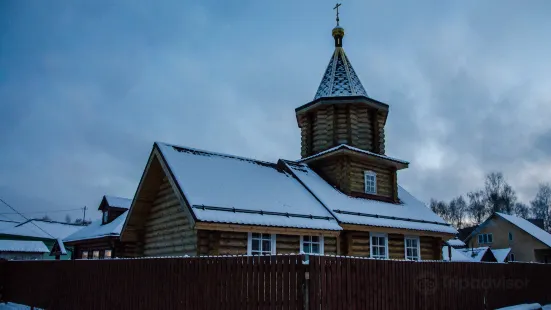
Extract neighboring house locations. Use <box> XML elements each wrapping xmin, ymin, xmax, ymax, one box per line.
<box><xmin>0</xmin><ymin>240</ymin><xmax>49</xmax><ymax>260</ymax></box>
<box><xmin>466</xmin><ymin>212</ymin><xmax>551</xmax><ymax>263</ymax></box>
<box><xmin>458</xmin><ymin>247</ymin><xmax>497</xmax><ymax>262</ymax></box>
<box><xmin>457</xmin><ymin>226</ymin><xmax>477</xmax><ymax>243</ymax></box>
<box><xmin>64</xmin><ymin>195</ymin><xmax>132</xmax><ymax>259</ymax></box>
<box><xmin>120</xmin><ymin>21</ymin><xmax>457</xmax><ymax>260</ymax></box>
<box><xmin>0</xmin><ymin>219</ymin><xmax>84</xmax><ymax>260</ymax></box>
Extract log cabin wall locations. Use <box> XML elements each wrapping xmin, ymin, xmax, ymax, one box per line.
<box><xmin>197</xmin><ymin>231</ymin><xmax>338</xmax><ymax>256</ymax></box>
<box><xmin>298</xmin><ymin>103</ymin><xmax>387</xmax><ymax>159</ymax></box>
<box><xmin>143</xmin><ymin>176</ymin><xmax>197</xmax><ymax>257</ymax></box>
<box><xmin>339</xmin><ymin>231</ymin><xmax>441</xmax><ymax>260</ymax></box>
<box><xmin>348</xmin><ymin>157</ymin><xmax>394</xmax><ymax>199</ymax></box>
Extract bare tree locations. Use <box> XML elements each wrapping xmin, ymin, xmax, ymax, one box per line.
<box><xmin>513</xmin><ymin>202</ymin><xmax>530</xmax><ymax>219</ymax></box>
<box><xmin>467</xmin><ymin>190</ymin><xmax>488</xmax><ymax>225</ymax></box>
<box><xmin>484</xmin><ymin>172</ymin><xmax>517</xmax><ymax>214</ymax></box>
<box><xmin>530</xmin><ymin>183</ymin><xmax>551</xmax><ymax>231</ymax></box>
<box><xmin>430</xmin><ymin>199</ymin><xmax>452</xmax><ymax>224</ymax></box>
<box><xmin>449</xmin><ymin>195</ymin><xmax>468</xmax><ymax>229</ymax></box>
<box><xmin>40</xmin><ymin>215</ymin><xmax>51</xmax><ymax>221</ymax></box>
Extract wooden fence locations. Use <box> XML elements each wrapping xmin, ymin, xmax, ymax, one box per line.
<box><xmin>1</xmin><ymin>255</ymin><xmax>550</xmax><ymax>310</ymax></box>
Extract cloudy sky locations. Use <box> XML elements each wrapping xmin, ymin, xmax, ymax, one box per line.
<box><xmin>1</xmin><ymin>0</ymin><xmax>550</xmax><ymax>222</ymax></box>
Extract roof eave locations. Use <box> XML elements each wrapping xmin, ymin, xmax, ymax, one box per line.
<box><xmin>295</xmin><ymin>95</ymin><xmax>389</xmax><ymax>115</ymax></box>
<box><xmin>300</xmin><ymin>146</ymin><xmax>409</xmax><ymax>170</ymax></box>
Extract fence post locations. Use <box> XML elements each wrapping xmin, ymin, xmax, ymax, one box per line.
<box><xmin>302</xmin><ymin>254</ymin><xmax>309</xmax><ymax>310</ymax></box>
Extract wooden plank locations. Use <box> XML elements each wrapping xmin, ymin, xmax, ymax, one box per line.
<box><xmin>289</xmin><ymin>255</ymin><xmax>297</xmax><ymax>310</ymax></box>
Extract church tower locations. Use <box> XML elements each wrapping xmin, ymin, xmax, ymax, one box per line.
<box><xmin>296</xmin><ymin>9</ymin><xmax>409</xmax><ymax>203</ymax></box>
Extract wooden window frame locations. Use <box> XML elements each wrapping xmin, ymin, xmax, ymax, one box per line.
<box><xmin>300</xmin><ymin>235</ymin><xmax>325</xmax><ymax>255</ymax></box>
<box><xmin>102</xmin><ymin>211</ymin><xmax>108</xmax><ymax>224</ymax></box>
<box><xmin>404</xmin><ymin>236</ymin><xmax>421</xmax><ymax>261</ymax></box>
<box><xmin>370</xmin><ymin>232</ymin><xmax>388</xmax><ymax>259</ymax></box>
<box><xmin>509</xmin><ymin>253</ymin><xmax>515</xmax><ymax>261</ymax></box>
<box><xmin>81</xmin><ymin>251</ymin><xmax>88</xmax><ymax>259</ymax></box>
<box><xmin>92</xmin><ymin>250</ymin><xmax>100</xmax><ymax>260</ymax></box>
<box><xmin>247</xmin><ymin>232</ymin><xmax>276</xmax><ymax>256</ymax></box>
<box><xmin>364</xmin><ymin>171</ymin><xmax>377</xmax><ymax>194</ymax></box>
<box><xmin>104</xmin><ymin>249</ymin><xmax>112</xmax><ymax>259</ymax></box>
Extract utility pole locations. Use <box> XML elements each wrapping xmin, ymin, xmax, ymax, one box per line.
<box><xmin>83</xmin><ymin>206</ymin><xmax>87</xmax><ymax>224</ymax></box>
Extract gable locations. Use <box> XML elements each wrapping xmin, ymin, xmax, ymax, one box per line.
<box><xmin>473</xmin><ymin>215</ymin><xmax>550</xmax><ymax>249</ymax></box>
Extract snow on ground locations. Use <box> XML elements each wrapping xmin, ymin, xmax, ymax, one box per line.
<box><xmin>496</xmin><ymin>303</ymin><xmax>542</xmax><ymax>310</ymax></box>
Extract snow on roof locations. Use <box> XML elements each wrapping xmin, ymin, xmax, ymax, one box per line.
<box><xmin>56</xmin><ymin>238</ymin><xmax>67</xmax><ymax>255</ymax></box>
<box><xmin>0</xmin><ymin>240</ymin><xmax>49</xmax><ymax>253</ymax></box>
<box><xmin>104</xmin><ymin>195</ymin><xmax>132</xmax><ymax>209</ymax></box>
<box><xmin>442</xmin><ymin>246</ymin><xmax>474</xmax><ymax>262</ymax></box>
<box><xmin>156</xmin><ymin>142</ymin><xmax>341</xmax><ymax>231</ymax></box>
<box><xmin>283</xmin><ymin>161</ymin><xmax>457</xmax><ymax>234</ymax></box>
<box><xmin>491</xmin><ymin>248</ymin><xmax>511</xmax><ymax>263</ymax></box>
<box><xmin>496</xmin><ymin>212</ymin><xmax>551</xmax><ymax>248</ymax></box>
<box><xmin>458</xmin><ymin>247</ymin><xmax>490</xmax><ymax>262</ymax></box>
<box><xmin>446</xmin><ymin>238</ymin><xmax>466</xmax><ymax>247</ymax></box>
<box><xmin>0</xmin><ymin>220</ymin><xmax>84</xmax><ymax>240</ymax></box>
<box><xmin>299</xmin><ymin>144</ymin><xmax>409</xmax><ymax>165</ymax></box>
<box><xmin>64</xmin><ymin>211</ymin><xmax>128</xmax><ymax>242</ymax></box>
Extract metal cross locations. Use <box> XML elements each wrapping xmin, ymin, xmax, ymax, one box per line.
<box><xmin>333</xmin><ymin>3</ymin><xmax>342</xmax><ymax>26</ymax></box>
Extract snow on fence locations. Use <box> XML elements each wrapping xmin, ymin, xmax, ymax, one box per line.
<box><xmin>1</xmin><ymin>255</ymin><xmax>550</xmax><ymax>310</ymax></box>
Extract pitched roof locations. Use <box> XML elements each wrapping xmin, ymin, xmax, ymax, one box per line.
<box><xmin>0</xmin><ymin>219</ymin><xmax>84</xmax><ymax>240</ymax></box>
<box><xmin>104</xmin><ymin>196</ymin><xmax>132</xmax><ymax>209</ymax></box>
<box><xmin>299</xmin><ymin>144</ymin><xmax>409</xmax><ymax>166</ymax></box>
<box><xmin>491</xmin><ymin>248</ymin><xmax>511</xmax><ymax>263</ymax></box>
<box><xmin>458</xmin><ymin>247</ymin><xmax>495</xmax><ymax>262</ymax></box>
<box><xmin>283</xmin><ymin>161</ymin><xmax>457</xmax><ymax>235</ymax></box>
<box><xmin>0</xmin><ymin>240</ymin><xmax>49</xmax><ymax>253</ymax></box>
<box><xmin>442</xmin><ymin>246</ymin><xmax>474</xmax><ymax>262</ymax></box>
<box><xmin>446</xmin><ymin>238</ymin><xmax>466</xmax><ymax>248</ymax></box>
<box><xmin>314</xmin><ymin>46</ymin><xmax>368</xmax><ymax>100</ymax></box>
<box><xmin>496</xmin><ymin>212</ymin><xmax>551</xmax><ymax>247</ymax></box>
<box><xmin>64</xmin><ymin>211</ymin><xmax>128</xmax><ymax>242</ymax></box>
<box><xmin>156</xmin><ymin>142</ymin><xmax>341</xmax><ymax>231</ymax></box>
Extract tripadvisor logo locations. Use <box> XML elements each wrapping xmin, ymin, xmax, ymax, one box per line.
<box><xmin>415</xmin><ymin>272</ymin><xmax>437</xmax><ymax>295</ymax></box>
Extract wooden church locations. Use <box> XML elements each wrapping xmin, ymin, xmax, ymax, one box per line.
<box><xmin>120</xmin><ymin>15</ymin><xmax>457</xmax><ymax>260</ymax></box>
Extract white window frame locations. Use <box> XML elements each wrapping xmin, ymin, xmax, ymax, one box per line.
<box><xmin>81</xmin><ymin>251</ymin><xmax>88</xmax><ymax>259</ymax></box>
<box><xmin>300</xmin><ymin>235</ymin><xmax>324</xmax><ymax>255</ymax></box>
<box><xmin>104</xmin><ymin>249</ymin><xmax>112</xmax><ymax>259</ymax></box>
<box><xmin>370</xmin><ymin>232</ymin><xmax>388</xmax><ymax>259</ymax></box>
<box><xmin>102</xmin><ymin>211</ymin><xmax>108</xmax><ymax>224</ymax></box>
<box><xmin>364</xmin><ymin>171</ymin><xmax>377</xmax><ymax>194</ymax></box>
<box><xmin>247</xmin><ymin>232</ymin><xmax>276</xmax><ymax>255</ymax></box>
<box><xmin>404</xmin><ymin>236</ymin><xmax>421</xmax><ymax>261</ymax></box>
<box><xmin>92</xmin><ymin>250</ymin><xmax>99</xmax><ymax>260</ymax></box>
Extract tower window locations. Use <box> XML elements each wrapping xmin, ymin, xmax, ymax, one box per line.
<box><xmin>364</xmin><ymin>171</ymin><xmax>377</xmax><ymax>194</ymax></box>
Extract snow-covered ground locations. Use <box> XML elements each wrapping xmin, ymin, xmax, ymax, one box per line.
<box><xmin>497</xmin><ymin>303</ymin><xmax>551</xmax><ymax>310</ymax></box>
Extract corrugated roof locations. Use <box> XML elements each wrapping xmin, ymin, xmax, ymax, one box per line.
<box><xmin>0</xmin><ymin>240</ymin><xmax>49</xmax><ymax>253</ymax></box>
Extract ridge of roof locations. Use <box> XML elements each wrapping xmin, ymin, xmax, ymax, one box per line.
<box><xmin>155</xmin><ymin>141</ymin><xmax>276</xmax><ymax>168</ymax></box>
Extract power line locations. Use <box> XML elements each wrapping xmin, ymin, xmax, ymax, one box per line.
<box><xmin>0</xmin><ymin>207</ymin><xmax>83</xmax><ymax>216</ymax></box>
<box><xmin>0</xmin><ymin>197</ymin><xmax>55</xmax><ymax>239</ymax></box>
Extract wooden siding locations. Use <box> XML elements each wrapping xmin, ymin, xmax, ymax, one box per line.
<box><xmin>143</xmin><ymin>176</ymin><xmax>196</xmax><ymax>257</ymax></box>
<box><xmin>421</xmin><ymin>236</ymin><xmax>442</xmax><ymax>260</ymax></box>
<box><xmin>349</xmin><ymin>157</ymin><xmax>394</xmax><ymax>199</ymax></box>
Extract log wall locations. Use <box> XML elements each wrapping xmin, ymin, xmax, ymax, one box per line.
<box><xmin>143</xmin><ymin>177</ymin><xmax>196</xmax><ymax>257</ymax></box>
<box><xmin>298</xmin><ymin>103</ymin><xmax>387</xmax><ymax>158</ymax></box>
<box><xmin>349</xmin><ymin>157</ymin><xmax>394</xmax><ymax>199</ymax></box>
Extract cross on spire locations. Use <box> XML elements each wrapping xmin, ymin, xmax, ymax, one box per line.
<box><xmin>333</xmin><ymin>3</ymin><xmax>342</xmax><ymax>26</ymax></box>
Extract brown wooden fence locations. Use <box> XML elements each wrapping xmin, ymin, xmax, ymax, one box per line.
<box><xmin>1</xmin><ymin>255</ymin><xmax>550</xmax><ymax>310</ymax></box>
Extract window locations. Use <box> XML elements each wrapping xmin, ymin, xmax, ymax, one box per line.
<box><xmin>477</xmin><ymin>233</ymin><xmax>493</xmax><ymax>244</ymax></box>
<box><xmin>404</xmin><ymin>236</ymin><xmax>421</xmax><ymax>261</ymax></box>
<box><xmin>364</xmin><ymin>171</ymin><xmax>377</xmax><ymax>194</ymax></box>
<box><xmin>102</xmin><ymin>211</ymin><xmax>108</xmax><ymax>224</ymax></box>
<box><xmin>247</xmin><ymin>233</ymin><xmax>276</xmax><ymax>255</ymax></box>
<box><xmin>81</xmin><ymin>251</ymin><xmax>88</xmax><ymax>259</ymax></box>
<box><xmin>509</xmin><ymin>232</ymin><xmax>513</xmax><ymax>241</ymax></box>
<box><xmin>370</xmin><ymin>233</ymin><xmax>388</xmax><ymax>259</ymax></box>
<box><xmin>104</xmin><ymin>249</ymin><xmax>112</xmax><ymax>259</ymax></box>
<box><xmin>509</xmin><ymin>253</ymin><xmax>515</xmax><ymax>261</ymax></box>
<box><xmin>300</xmin><ymin>236</ymin><xmax>324</xmax><ymax>255</ymax></box>
<box><xmin>92</xmin><ymin>250</ymin><xmax>99</xmax><ymax>259</ymax></box>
